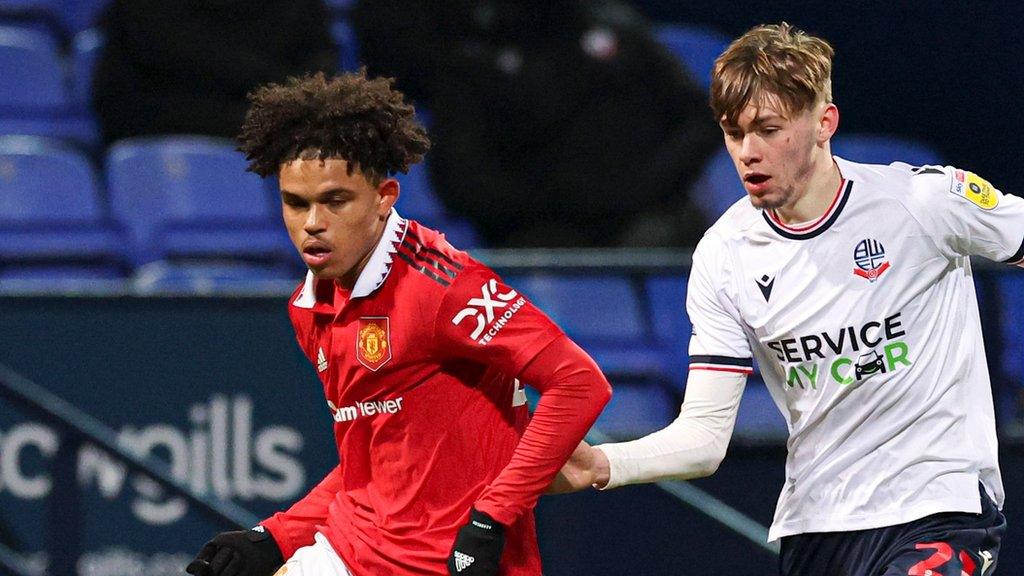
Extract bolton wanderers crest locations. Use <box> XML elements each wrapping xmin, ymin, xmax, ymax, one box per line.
<box><xmin>853</xmin><ymin>238</ymin><xmax>891</xmax><ymax>283</ymax></box>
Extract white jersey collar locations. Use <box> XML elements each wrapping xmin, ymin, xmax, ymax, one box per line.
<box><xmin>292</xmin><ymin>209</ymin><xmax>408</xmax><ymax>308</ymax></box>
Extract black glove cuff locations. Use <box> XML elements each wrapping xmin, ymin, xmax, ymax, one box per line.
<box><xmin>248</xmin><ymin>526</ymin><xmax>285</xmax><ymax>564</ymax></box>
<box><xmin>468</xmin><ymin>509</ymin><xmax>504</xmax><ymax>538</ymax></box>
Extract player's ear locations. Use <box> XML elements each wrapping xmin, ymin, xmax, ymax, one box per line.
<box><xmin>376</xmin><ymin>178</ymin><xmax>399</xmax><ymax>217</ymax></box>
<box><xmin>818</xmin><ymin>102</ymin><xmax>840</xmax><ymax>143</ymax></box>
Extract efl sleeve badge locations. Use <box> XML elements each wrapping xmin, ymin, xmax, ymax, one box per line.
<box><xmin>951</xmin><ymin>169</ymin><xmax>1000</xmax><ymax>210</ymax></box>
<box><xmin>357</xmin><ymin>317</ymin><xmax>393</xmax><ymax>371</ymax></box>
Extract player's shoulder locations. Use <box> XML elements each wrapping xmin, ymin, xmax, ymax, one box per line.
<box><xmin>396</xmin><ymin>220</ymin><xmax>483</xmax><ymax>288</ymax></box>
<box><xmin>393</xmin><ymin>220</ymin><xmax>508</xmax><ymax>307</ymax></box>
<box><xmin>838</xmin><ymin>156</ymin><xmax>998</xmax><ymax>214</ymax></box>
<box><xmin>404</xmin><ymin>220</ymin><xmax>475</xmax><ymax>267</ymax></box>
<box><xmin>834</xmin><ymin>155</ymin><xmax>921</xmax><ymax>191</ymax></box>
<box><xmin>836</xmin><ymin>156</ymin><xmax>950</xmax><ymax>201</ymax></box>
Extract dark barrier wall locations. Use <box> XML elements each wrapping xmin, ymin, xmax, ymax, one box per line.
<box><xmin>636</xmin><ymin>1</ymin><xmax>1024</xmax><ymax>202</ymax></box>
<box><xmin>0</xmin><ymin>296</ymin><xmax>1021</xmax><ymax>575</ymax></box>
<box><xmin>0</xmin><ymin>297</ymin><xmax>339</xmax><ymax>575</ymax></box>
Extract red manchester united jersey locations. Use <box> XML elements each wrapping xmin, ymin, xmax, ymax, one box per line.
<box><xmin>262</xmin><ymin>210</ymin><xmax>567</xmax><ymax>575</ymax></box>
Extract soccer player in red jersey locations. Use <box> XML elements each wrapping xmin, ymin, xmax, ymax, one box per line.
<box><xmin>184</xmin><ymin>71</ymin><xmax>612</xmax><ymax>576</ymax></box>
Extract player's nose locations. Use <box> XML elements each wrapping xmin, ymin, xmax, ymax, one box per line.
<box><xmin>738</xmin><ymin>135</ymin><xmax>761</xmax><ymax>164</ymax></box>
<box><xmin>304</xmin><ymin>204</ymin><xmax>327</xmax><ymax>234</ymax></box>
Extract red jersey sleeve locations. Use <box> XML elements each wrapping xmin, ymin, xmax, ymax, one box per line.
<box><xmin>260</xmin><ymin>465</ymin><xmax>343</xmax><ymax>559</ymax></box>
<box><xmin>474</xmin><ymin>335</ymin><xmax>611</xmax><ymax>525</ymax></box>
<box><xmin>434</xmin><ymin>266</ymin><xmax>612</xmax><ymax>526</ymax></box>
<box><xmin>433</xmin><ymin>265</ymin><xmax>563</xmax><ymax>369</ymax></box>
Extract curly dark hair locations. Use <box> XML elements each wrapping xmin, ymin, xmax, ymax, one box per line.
<box><xmin>238</xmin><ymin>70</ymin><xmax>430</xmax><ymax>180</ymax></box>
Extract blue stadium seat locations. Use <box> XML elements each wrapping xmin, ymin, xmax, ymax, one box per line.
<box><xmin>393</xmin><ymin>160</ymin><xmax>483</xmax><ymax>248</ymax></box>
<box><xmin>0</xmin><ymin>114</ymin><xmax>98</xmax><ymax>146</ymax></box>
<box><xmin>106</xmin><ymin>136</ymin><xmax>291</xmax><ymax>266</ymax></box>
<box><xmin>71</xmin><ymin>28</ymin><xmax>104</xmax><ymax>112</ymax></box>
<box><xmin>733</xmin><ymin>384</ymin><xmax>788</xmax><ymax>442</ymax></box>
<box><xmin>0</xmin><ymin>0</ymin><xmax>62</xmax><ymax>36</ymax></box>
<box><xmin>831</xmin><ymin>133</ymin><xmax>943</xmax><ymax>168</ymax></box>
<box><xmin>510</xmin><ymin>275</ymin><xmax>645</xmax><ymax>343</ymax></box>
<box><xmin>645</xmin><ymin>274</ymin><xmax>691</xmax><ymax>388</ymax></box>
<box><xmin>508</xmin><ymin>274</ymin><xmax>668</xmax><ymax>377</ymax></box>
<box><xmin>0</xmin><ymin>26</ymin><xmax>99</xmax><ymax>144</ymax></box>
<box><xmin>433</xmin><ymin>217</ymin><xmax>481</xmax><ymax>249</ymax></box>
<box><xmin>0</xmin><ymin>135</ymin><xmax>124</xmax><ymax>273</ymax></box>
<box><xmin>595</xmin><ymin>379</ymin><xmax>679</xmax><ymax>439</ymax></box>
<box><xmin>330</xmin><ymin>19</ymin><xmax>359</xmax><ymax>72</ymax></box>
<box><xmin>0</xmin><ymin>25</ymin><xmax>65</xmax><ymax>112</ymax></box>
<box><xmin>688</xmin><ymin>146</ymin><xmax>746</xmax><ymax>222</ymax></box>
<box><xmin>60</xmin><ymin>0</ymin><xmax>110</xmax><ymax>35</ymax></box>
<box><xmin>654</xmin><ymin>23</ymin><xmax>730</xmax><ymax>90</ymax></box>
<box><xmin>393</xmin><ymin>160</ymin><xmax>446</xmax><ymax>224</ymax></box>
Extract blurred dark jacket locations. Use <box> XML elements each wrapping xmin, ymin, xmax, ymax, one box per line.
<box><xmin>353</xmin><ymin>0</ymin><xmax>720</xmax><ymax>247</ymax></box>
<box><xmin>93</xmin><ymin>0</ymin><xmax>337</xmax><ymax>146</ymax></box>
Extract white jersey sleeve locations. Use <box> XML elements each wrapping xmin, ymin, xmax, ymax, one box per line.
<box><xmin>686</xmin><ymin>233</ymin><xmax>754</xmax><ymax>373</ymax></box>
<box><xmin>596</xmin><ymin>370</ymin><xmax>746</xmax><ymax>489</ymax></box>
<box><xmin>906</xmin><ymin>164</ymin><xmax>1024</xmax><ymax>265</ymax></box>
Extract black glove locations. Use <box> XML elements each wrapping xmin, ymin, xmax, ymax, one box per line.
<box><xmin>186</xmin><ymin>526</ymin><xmax>284</xmax><ymax>576</ymax></box>
<box><xmin>447</xmin><ymin>508</ymin><xmax>505</xmax><ymax>575</ymax></box>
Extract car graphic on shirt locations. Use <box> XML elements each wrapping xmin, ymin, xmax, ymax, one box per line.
<box><xmin>855</xmin><ymin>350</ymin><xmax>887</xmax><ymax>381</ymax></box>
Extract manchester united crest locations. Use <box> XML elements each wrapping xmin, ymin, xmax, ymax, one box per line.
<box><xmin>357</xmin><ymin>317</ymin><xmax>392</xmax><ymax>371</ymax></box>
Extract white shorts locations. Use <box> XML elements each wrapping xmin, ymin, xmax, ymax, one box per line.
<box><xmin>273</xmin><ymin>532</ymin><xmax>353</xmax><ymax>576</ymax></box>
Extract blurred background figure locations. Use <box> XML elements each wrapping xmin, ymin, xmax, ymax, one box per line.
<box><xmin>352</xmin><ymin>0</ymin><xmax>720</xmax><ymax>248</ymax></box>
<box><xmin>92</xmin><ymin>0</ymin><xmax>338</xmax><ymax>147</ymax></box>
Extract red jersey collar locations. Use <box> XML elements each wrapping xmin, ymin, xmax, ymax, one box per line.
<box><xmin>292</xmin><ymin>209</ymin><xmax>409</xmax><ymax>309</ymax></box>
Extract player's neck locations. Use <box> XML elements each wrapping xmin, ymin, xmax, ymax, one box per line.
<box><xmin>337</xmin><ymin>218</ymin><xmax>389</xmax><ymax>291</ymax></box>
<box><xmin>773</xmin><ymin>158</ymin><xmax>842</xmax><ymax>225</ymax></box>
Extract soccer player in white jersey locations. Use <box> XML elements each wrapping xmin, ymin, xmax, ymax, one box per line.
<box><xmin>552</xmin><ymin>22</ymin><xmax>1023</xmax><ymax>575</ymax></box>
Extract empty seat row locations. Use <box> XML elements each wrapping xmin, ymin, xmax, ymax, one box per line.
<box><xmin>0</xmin><ymin>0</ymin><xmax>109</xmax><ymax>38</ymax></box>
<box><xmin>0</xmin><ymin>20</ymin><xmax>358</xmax><ymax>147</ymax></box>
<box><xmin>0</xmin><ymin>20</ymin><xmax>721</xmax><ymax>149</ymax></box>
<box><xmin>0</xmin><ymin>135</ymin><xmax>480</xmax><ymax>282</ymax></box>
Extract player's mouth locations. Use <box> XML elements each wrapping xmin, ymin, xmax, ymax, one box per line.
<box><xmin>301</xmin><ymin>240</ymin><xmax>333</xmax><ymax>268</ymax></box>
<box><xmin>743</xmin><ymin>173</ymin><xmax>772</xmax><ymax>194</ymax></box>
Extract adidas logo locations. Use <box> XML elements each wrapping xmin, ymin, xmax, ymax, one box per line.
<box><xmin>317</xmin><ymin>347</ymin><xmax>328</xmax><ymax>373</ymax></box>
<box><xmin>251</xmin><ymin>525</ymin><xmax>265</xmax><ymax>533</ymax></box>
<box><xmin>453</xmin><ymin>551</ymin><xmax>474</xmax><ymax>572</ymax></box>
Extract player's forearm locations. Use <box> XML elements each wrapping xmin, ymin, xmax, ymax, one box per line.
<box><xmin>474</xmin><ymin>337</ymin><xmax>611</xmax><ymax>525</ymax></box>
<box><xmin>596</xmin><ymin>370</ymin><xmax>745</xmax><ymax>490</ymax></box>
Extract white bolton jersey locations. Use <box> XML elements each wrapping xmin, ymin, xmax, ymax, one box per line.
<box><xmin>687</xmin><ymin>156</ymin><xmax>1024</xmax><ymax>540</ymax></box>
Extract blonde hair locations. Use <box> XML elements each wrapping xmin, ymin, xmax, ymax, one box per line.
<box><xmin>710</xmin><ymin>23</ymin><xmax>834</xmax><ymax>125</ymax></box>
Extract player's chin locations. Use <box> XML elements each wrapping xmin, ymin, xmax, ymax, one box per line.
<box><xmin>306</xmin><ymin>260</ymin><xmax>343</xmax><ymax>280</ymax></box>
<box><xmin>748</xmin><ymin>192</ymin><xmax>784</xmax><ymax>210</ymax></box>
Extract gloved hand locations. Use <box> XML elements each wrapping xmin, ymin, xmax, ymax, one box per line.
<box><xmin>186</xmin><ymin>526</ymin><xmax>284</xmax><ymax>576</ymax></box>
<box><xmin>447</xmin><ymin>509</ymin><xmax>505</xmax><ymax>575</ymax></box>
